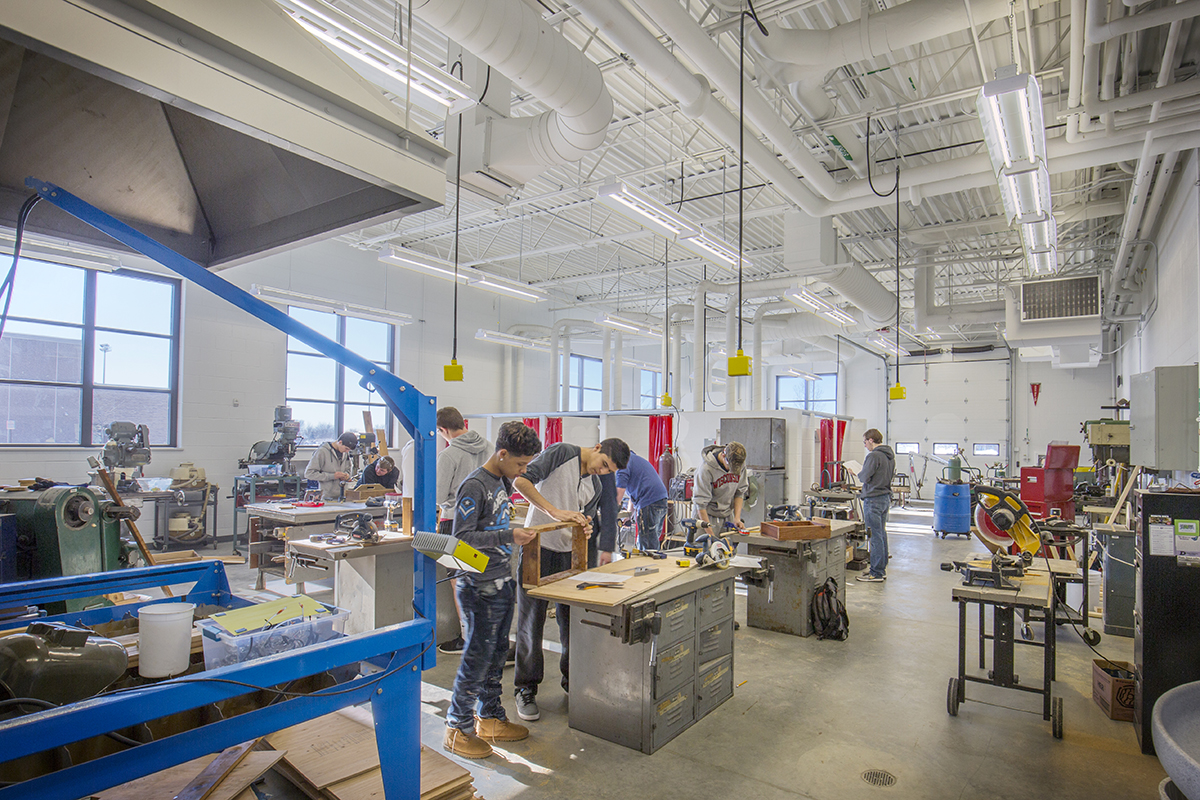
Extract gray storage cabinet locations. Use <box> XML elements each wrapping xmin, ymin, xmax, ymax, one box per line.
<box><xmin>720</xmin><ymin>417</ymin><xmax>786</xmax><ymax>469</ymax></box>
<box><xmin>745</xmin><ymin>533</ymin><xmax>847</xmax><ymax>637</ymax></box>
<box><xmin>569</xmin><ymin>574</ymin><xmax>737</xmax><ymax>753</ymax></box>
<box><xmin>1130</xmin><ymin>364</ymin><xmax>1199</xmax><ymax>471</ymax></box>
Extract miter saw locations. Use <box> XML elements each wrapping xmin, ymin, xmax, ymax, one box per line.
<box><xmin>972</xmin><ymin>485</ymin><xmax>1084</xmax><ymax>559</ymax></box>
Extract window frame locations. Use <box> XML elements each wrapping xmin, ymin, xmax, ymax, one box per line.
<box><xmin>895</xmin><ymin>442</ymin><xmax>920</xmax><ymax>454</ymax></box>
<box><xmin>933</xmin><ymin>442</ymin><xmax>960</xmax><ymax>456</ymax></box>
<box><xmin>973</xmin><ymin>443</ymin><xmax>1001</xmax><ymax>457</ymax></box>
<box><xmin>774</xmin><ymin>372</ymin><xmax>838</xmax><ymax>413</ymax></box>
<box><xmin>0</xmin><ymin>263</ymin><xmax>181</xmax><ymax>448</ymax></box>
<box><xmin>286</xmin><ymin>308</ymin><xmax>395</xmax><ymax>447</ymax></box>
<box><xmin>639</xmin><ymin>369</ymin><xmax>661</xmax><ymax>409</ymax></box>
<box><xmin>565</xmin><ymin>353</ymin><xmax>603</xmax><ymax>412</ymax></box>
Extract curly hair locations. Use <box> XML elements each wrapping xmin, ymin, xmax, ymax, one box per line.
<box><xmin>496</xmin><ymin>421</ymin><xmax>542</xmax><ymax>457</ymax></box>
<box><xmin>599</xmin><ymin>438</ymin><xmax>631</xmax><ymax>470</ymax></box>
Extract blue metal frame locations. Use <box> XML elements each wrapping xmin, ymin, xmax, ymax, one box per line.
<box><xmin>0</xmin><ymin>179</ymin><xmax>445</xmax><ymax>800</ymax></box>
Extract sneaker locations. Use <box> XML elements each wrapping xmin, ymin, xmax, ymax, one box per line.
<box><xmin>443</xmin><ymin>726</ymin><xmax>492</xmax><ymax>759</ymax></box>
<box><xmin>506</xmin><ymin>643</ymin><xmax>516</xmax><ymax>665</ymax></box>
<box><xmin>857</xmin><ymin>573</ymin><xmax>886</xmax><ymax>582</ymax></box>
<box><xmin>476</xmin><ymin>716</ymin><xmax>529</xmax><ymax>742</ymax></box>
<box><xmin>437</xmin><ymin>636</ymin><xmax>465</xmax><ymax>654</ymax></box>
<box><xmin>515</xmin><ymin>692</ymin><xmax>540</xmax><ymax>721</ymax></box>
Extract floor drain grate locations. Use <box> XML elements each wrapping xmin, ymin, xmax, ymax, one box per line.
<box><xmin>862</xmin><ymin>769</ymin><xmax>897</xmax><ymax>788</ymax></box>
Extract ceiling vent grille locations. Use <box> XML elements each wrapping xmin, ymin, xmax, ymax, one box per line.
<box><xmin>1020</xmin><ymin>276</ymin><xmax>1101</xmax><ymax>322</ymax></box>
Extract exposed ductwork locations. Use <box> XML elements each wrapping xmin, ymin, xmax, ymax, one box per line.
<box><xmin>820</xmin><ymin>263</ymin><xmax>898</xmax><ymax>327</ymax></box>
<box><xmin>914</xmin><ymin>267</ymin><xmax>1006</xmax><ymax>331</ymax></box>
<box><xmin>414</xmin><ymin>0</ymin><xmax>612</xmax><ymax>185</ymax></box>
<box><xmin>0</xmin><ymin>0</ymin><xmax>448</xmax><ymax>268</ymax></box>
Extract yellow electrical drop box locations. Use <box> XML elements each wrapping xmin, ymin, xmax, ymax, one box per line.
<box><xmin>660</xmin><ymin>392</ymin><xmax>673</xmax><ymax>408</ymax></box>
<box><xmin>727</xmin><ymin>350</ymin><xmax>752</xmax><ymax>377</ymax></box>
<box><xmin>889</xmin><ymin>385</ymin><xmax>907</xmax><ymax>400</ymax></box>
<box><xmin>444</xmin><ymin>359</ymin><xmax>464</xmax><ymax>382</ymax></box>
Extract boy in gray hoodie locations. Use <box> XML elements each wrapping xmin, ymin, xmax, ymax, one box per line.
<box><xmin>692</xmin><ymin>442</ymin><xmax>749</xmax><ymax>532</ymax></box>
<box><xmin>436</xmin><ymin>407</ymin><xmax>493</xmax><ymax>655</ymax></box>
<box><xmin>856</xmin><ymin>428</ymin><xmax>895</xmax><ymax>582</ymax></box>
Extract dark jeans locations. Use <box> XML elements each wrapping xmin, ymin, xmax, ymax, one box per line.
<box><xmin>515</xmin><ymin>539</ymin><xmax>597</xmax><ymax>697</ymax></box>
<box><xmin>447</xmin><ymin>576</ymin><xmax>515</xmax><ymax>731</ymax></box>
<box><xmin>862</xmin><ymin>494</ymin><xmax>891</xmax><ymax>577</ymax></box>
<box><xmin>636</xmin><ymin>500</ymin><xmax>669</xmax><ymax>551</ymax></box>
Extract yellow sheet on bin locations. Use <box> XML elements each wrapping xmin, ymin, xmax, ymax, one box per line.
<box><xmin>207</xmin><ymin>594</ymin><xmax>331</xmax><ymax>635</ymax></box>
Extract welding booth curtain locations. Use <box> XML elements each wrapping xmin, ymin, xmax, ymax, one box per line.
<box><xmin>523</xmin><ymin>418</ymin><xmax>563</xmax><ymax>445</ymax></box>
<box><xmin>649</xmin><ymin>415</ymin><xmax>672</xmax><ymax>474</ymax></box>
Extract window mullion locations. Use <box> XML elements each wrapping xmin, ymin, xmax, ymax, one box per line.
<box><xmin>81</xmin><ymin>271</ymin><xmax>97</xmax><ymax>445</ymax></box>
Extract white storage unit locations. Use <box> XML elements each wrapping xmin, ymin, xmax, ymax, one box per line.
<box><xmin>1130</xmin><ymin>365</ymin><xmax>1200</xmax><ymax>471</ymax></box>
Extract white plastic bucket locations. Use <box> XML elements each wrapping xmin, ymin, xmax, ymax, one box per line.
<box><xmin>137</xmin><ymin>602</ymin><xmax>196</xmax><ymax>678</ymax></box>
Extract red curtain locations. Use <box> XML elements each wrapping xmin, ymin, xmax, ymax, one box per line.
<box><xmin>522</xmin><ymin>417</ymin><xmax>541</xmax><ymax>437</ymax></box>
<box><xmin>835</xmin><ymin>419</ymin><xmax>847</xmax><ymax>483</ymax></box>
<box><xmin>545</xmin><ymin>417</ymin><xmax>563</xmax><ymax>445</ymax></box>
<box><xmin>649</xmin><ymin>415</ymin><xmax>673</xmax><ymax>472</ymax></box>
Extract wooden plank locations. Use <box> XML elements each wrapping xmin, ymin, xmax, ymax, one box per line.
<box><xmin>1107</xmin><ymin>465</ymin><xmax>1141</xmax><ymax>525</ymax></box>
<box><xmin>174</xmin><ymin>740</ymin><xmax>256</xmax><ymax>800</ymax></box>
<box><xmin>374</xmin><ymin>429</ymin><xmax>389</xmax><ymax>458</ymax></box>
<box><xmin>97</xmin><ymin>751</ymin><xmax>282</xmax><ymax>800</ymax></box>
<box><xmin>266</xmin><ymin>712</ymin><xmax>380</xmax><ymax>788</ymax></box>
<box><xmin>527</xmin><ymin>555</ymin><xmax>695</xmax><ymax>607</ymax></box>
<box><xmin>325</xmin><ymin>746</ymin><xmax>471</xmax><ymax>800</ymax></box>
<box><xmin>520</xmin><ymin>524</ymin><xmax>586</xmax><ymax>587</ymax></box>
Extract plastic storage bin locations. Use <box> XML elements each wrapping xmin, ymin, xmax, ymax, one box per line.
<box><xmin>197</xmin><ymin>605</ymin><xmax>349</xmax><ymax>670</ymax></box>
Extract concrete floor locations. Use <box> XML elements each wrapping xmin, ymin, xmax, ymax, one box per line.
<box><xmin>223</xmin><ymin>504</ymin><xmax>1167</xmax><ymax>800</ymax></box>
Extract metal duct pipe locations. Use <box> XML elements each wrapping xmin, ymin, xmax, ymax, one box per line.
<box><xmin>725</xmin><ymin>295</ymin><xmax>738</xmax><ymax>411</ymax></box>
<box><xmin>753</xmin><ymin>301</ymin><xmax>793</xmax><ymax>410</ymax></box>
<box><xmin>666</xmin><ymin>303</ymin><xmax>690</xmax><ymax>404</ymax></box>
<box><xmin>1088</xmin><ymin>0</ymin><xmax>1200</xmax><ymax>41</ymax></box>
<box><xmin>821</xmin><ymin>263</ymin><xmax>898</xmax><ymax>326</ymax></box>
<box><xmin>602</xmin><ymin>328</ymin><xmax>612</xmax><ymax>411</ymax></box>
<box><xmin>560</xmin><ymin>333</ymin><xmax>571</xmax><ymax>412</ymax></box>
<box><xmin>913</xmin><ymin>267</ymin><xmax>1007</xmax><ymax>330</ymax></box>
<box><xmin>613</xmin><ymin>331</ymin><xmax>624</xmax><ymax>410</ymax></box>
<box><xmin>693</xmin><ymin>284</ymin><xmax>708</xmax><ymax>411</ymax></box>
<box><xmin>414</xmin><ymin>0</ymin><xmax>612</xmax><ymax>173</ymax></box>
<box><xmin>549</xmin><ymin>327</ymin><xmax>560</xmax><ymax>413</ymax></box>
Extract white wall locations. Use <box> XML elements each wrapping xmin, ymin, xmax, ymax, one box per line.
<box><xmin>0</xmin><ymin>237</ymin><xmax>558</xmax><ymax>533</ymax></box>
<box><xmin>1010</xmin><ymin>358</ymin><xmax>1115</xmax><ymax>467</ymax></box>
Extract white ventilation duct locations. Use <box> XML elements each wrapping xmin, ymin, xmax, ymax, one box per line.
<box><xmin>913</xmin><ymin>267</ymin><xmax>1006</xmax><ymax>330</ymax></box>
<box><xmin>414</xmin><ymin>0</ymin><xmax>612</xmax><ymax>183</ymax></box>
<box><xmin>820</xmin><ymin>264</ymin><xmax>897</xmax><ymax>327</ymax></box>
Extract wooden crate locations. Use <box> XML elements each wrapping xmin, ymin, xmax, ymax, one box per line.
<box><xmin>760</xmin><ymin>520</ymin><xmax>831</xmax><ymax>541</ymax></box>
<box><xmin>521</xmin><ymin>522</ymin><xmax>587</xmax><ymax>587</ymax></box>
<box><xmin>343</xmin><ymin>485</ymin><xmax>391</xmax><ymax>502</ymax></box>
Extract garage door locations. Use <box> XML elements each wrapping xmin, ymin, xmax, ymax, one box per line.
<box><xmin>887</xmin><ymin>357</ymin><xmax>1009</xmax><ymax>471</ymax></box>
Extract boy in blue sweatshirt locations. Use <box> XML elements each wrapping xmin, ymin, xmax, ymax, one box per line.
<box><xmin>444</xmin><ymin>421</ymin><xmax>543</xmax><ymax>759</ymax></box>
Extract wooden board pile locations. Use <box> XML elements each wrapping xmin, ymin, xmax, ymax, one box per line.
<box><xmin>94</xmin><ymin>740</ymin><xmax>284</xmax><ymax>800</ymax></box>
<box><xmin>264</xmin><ymin>710</ymin><xmax>484</xmax><ymax>800</ymax></box>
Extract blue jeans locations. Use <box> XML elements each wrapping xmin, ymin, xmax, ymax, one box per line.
<box><xmin>862</xmin><ymin>494</ymin><xmax>891</xmax><ymax>577</ymax></box>
<box><xmin>448</xmin><ymin>576</ymin><xmax>515</xmax><ymax>731</ymax></box>
<box><xmin>636</xmin><ymin>500</ymin><xmax>669</xmax><ymax>551</ymax></box>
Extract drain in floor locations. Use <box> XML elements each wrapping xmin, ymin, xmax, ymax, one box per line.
<box><xmin>862</xmin><ymin>769</ymin><xmax>897</xmax><ymax>788</ymax></box>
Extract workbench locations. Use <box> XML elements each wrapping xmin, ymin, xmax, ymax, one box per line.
<box><xmin>244</xmin><ymin>501</ymin><xmax>388</xmax><ymax>591</ymax></box>
<box><xmin>741</xmin><ymin>518</ymin><xmax>855</xmax><ymax>637</ymax></box>
<box><xmin>286</xmin><ymin>534</ymin><xmax>458</xmax><ymax>641</ymax></box>
<box><xmin>946</xmin><ymin>556</ymin><xmax>1079</xmax><ymax>738</ymax></box>
<box><xmin>529</xmin><ymin>556</ymin><xmax>753</xmax><ymax>754</ymax></box>
<box><xmin>121</xmin><ymin>489</ymin><xmax>220</xmax><ymax>552</ymax></box>
<box><xmin>231</xmin><ymin>473</ymin><xmax>305</xmax><ymax>555</ymax></box>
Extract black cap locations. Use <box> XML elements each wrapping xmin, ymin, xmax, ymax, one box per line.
<box><xmin>338</xmin><ymin>432</ymin><xmax>358</xmax><ymax>448</ymax></box>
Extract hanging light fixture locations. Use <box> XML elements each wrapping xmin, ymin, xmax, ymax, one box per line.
<box><xmin>474</xmin><ymin>329</ymin><xmax>550</xmax><ymax>352</ymax></box>
<box><xmin>594</xmin><ymin>312</ymin><xmax>662</xmax><ymax>338</ymax></box>
<box><xmin>786</xmin><ymin>368</ymin><xmax>820</xmax><ymax>381</ymax></box>
<box><xmin>596</xmin><ymin>182</ymin><xmax>699</xmax><ymax>240</ymax></box>
<box><xmin>869</xmin><ymin>334</ymin><xmax>907</xmax><ymax>358</ymax></box>
<box><xmin>252</xmin><ymin>285</ymin><xmax>413</xmax><ymax>325</ymax></box>
<box><xmin>379</xmin><ymin>248</ymin><xmax>547</xmax><ymax>302</ymax></box>
<box><xmin>978</xmin><ymin>66</ymin><xmax>1057</xmax><ymax>276</ymax></box>
<box><xmin>784</xmin><ymin>288</ymin><xmax>856</xmax><ymax>326</ymax></box>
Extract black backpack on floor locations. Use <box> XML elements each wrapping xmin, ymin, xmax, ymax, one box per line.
<box><xmin>812</xmin><ymin>577</ymin><xmax>850</xmax><ymax>641</ymax></box>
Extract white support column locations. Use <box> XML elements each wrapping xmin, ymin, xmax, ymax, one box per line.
<box><xmin>561</xmin><ymin>334</ymin><xmax>571</xmax><ymax>412</ymax></box>
<box><xmin>725</xmin><ymin>297</ymin><xmax>736</xmax><ymax>411</ymax></box>
<box><xmin>613</xmin><ymin>332</ymin><xmax>624</xmax><ymax>410</ymax></box>
<box><xmin>693</xmin><ymin>289</ymin><xmax>706</xmax><ymax>411</ymax></box>
<box><xmin>549</xmin><ymin>328</ymin><xmax>561</xmax><ymax>413</ymax></box>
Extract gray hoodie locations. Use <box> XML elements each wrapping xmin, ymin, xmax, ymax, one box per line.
<box><xmin>522</xmin><ymin>443</ymin><xmax>605</xmax><ymax>552</ymax></box>
<box><xmin>692</xmin><ymin>444</ymin><xmax>748</xmax><ymax>518</ymax></box>
<box><xmin>304</xmin><ymin>442</ymin><xmax>351</xmax><ymax>500</ymax></box>
<box><xmin>858</xmin><ymin>444</ymin><xmax>896</xmax><ymax>499</ymax></box>
<box><xmin>437</xmin><ymin>430</ymin><xmax>491</xmax><ymax>515</ymax></box>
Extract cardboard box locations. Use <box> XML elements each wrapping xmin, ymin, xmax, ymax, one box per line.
<box><xmin>1092</xmin><ymin>659</ymin><xmax>1136</xmax><ymax>721</ymax></box>
<box><xmin>343</xmin><ymin>485</ymin><xmax>390</xmax><ymax>501</ymax></box>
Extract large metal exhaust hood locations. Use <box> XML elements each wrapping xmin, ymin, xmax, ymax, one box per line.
<box><xmin>0</xmin><ymin>0</ymin><xmax>449</xmax><ymax>269</ymax></box>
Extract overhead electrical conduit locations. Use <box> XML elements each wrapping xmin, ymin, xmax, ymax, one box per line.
<box><xmin>413</xmin><ymin>0</ymin><xmax>612</xmax><ymax>173</ymax></box>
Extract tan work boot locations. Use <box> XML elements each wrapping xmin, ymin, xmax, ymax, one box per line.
<box><xmin>476</xmin><ymin>716</ymin><xmax>529</xmax><ymax>742</ymax></box>
<box><xmin>443</xmin><ymin>726</ymin><xmax>493</xmax><ymax>759</ymax></box>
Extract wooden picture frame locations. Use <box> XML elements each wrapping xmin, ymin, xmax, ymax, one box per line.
<box><xmin>520</xmin><ymin>522</ymin><xmax>587</xmax><ymax>587</ymax></box>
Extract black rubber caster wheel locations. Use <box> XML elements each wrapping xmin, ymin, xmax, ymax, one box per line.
<box><xmin>1082</xmin><ymin>628</ymin><xmax>1101</xmax><ymax>646</ymax></box>
<box><xmin>1051</xmin><ymin>696</ymin><xmax>1064</xmax><ymax>739</ymax></box>
<box><xmin>947</xmin><ymin>677</ymin><xmax>961</xmax><ymax>717</ymax></box>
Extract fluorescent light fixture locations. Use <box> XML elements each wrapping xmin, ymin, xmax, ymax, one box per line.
<box><xmin>475</xmin><ymin>329</ymin><xmax>550</xmax><ymax>352</ymax></box>
<box><xmin>869</xmin><ymin>335</ymin><xmax>907</xmax><ymax>358</ymax></box>
<box><xmin>275</xmin><ymin>0</ymin><xmax>476</xmax><ymax>115</ymax></box>
<box><xmin>473</xmin><ymin>275</ymin><xmax>547</xmax><ymax>303</ymax></box>
<box><xmin>252</xmin><ymin>284</ymin><xmax>413</xmax><ymax>325</ymax></box>
<box><xmin>786</xmin><ymin>368</ymin><xmax>820</xmax><ymax>381</ymax></box>
<box><xmin>922</xmin><ymin>329</ymin><xmax>943</xmax><ymax>341</ymax></box>
<box><xmin>596</xmin><ymin>182</ymin><xmax>699</xmax><ymax>240</ymax></box>
<box><xmin>0</xmin><ymin>230</ymin><xmax>120</xmax><ymax>271</ymax></box>
<box><xmin>680</xmin><ymin>228</ymin><xmax>747</xmax><ymax>270</ymax></box>
<box><xmin>979</xmin><ymin>66</ymin><xmax>1057</xmax><ymax>276</ymax></box>
<box><xmin>594</xmin><ymin>313</ymin><xmax>662</xmax><ymax>338</ymax></box>
<box><xmin>784</xmin><ymin>288</ymin><xmax>855</xmax><ymax>326</ymax></box>
<box><xmin>380</xmin><ymin>247</ymin><xmax>471</xmax><ymax>284</ymax></box>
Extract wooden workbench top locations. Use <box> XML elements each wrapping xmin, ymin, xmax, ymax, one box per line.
<box><xmin>527</xmin><ymin>556</ymin><xmax>706</xmax><ymax>608</ymax></box>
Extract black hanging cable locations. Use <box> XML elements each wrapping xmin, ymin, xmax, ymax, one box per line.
<box><xmin>738</xmin><ymin>10</ymin><xmax>745</xmax><ymax>355</ymax></box>
<box><xmin>866</xmin><ymin>116</ymin><xmax>902</xmax><ymax>384</ymax></box>
<box><xmin>0</xmin><ymin>194</ymin><xmax>43</xmax><ymax>343</ymax></box>
<box><xmin>451</xmin><ymin>60</ymin><xmax>464</xmax><ymax>365</ymax></box>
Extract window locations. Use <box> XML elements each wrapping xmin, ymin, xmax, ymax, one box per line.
<box><xmin>973</xmin><ymin>443</ymin><xmax>1001</xmax><ymax>457</ymax></box>
<box><xmin>286</xmin><ymin>308</ymin><xmax>394</xmax><ymax>444</ymax></box>
<box><xmin>895</xmin><ymin>442</ymin><xmax>919</xmax><ymax>455</ymax></box>
<box><xmin>933</xmin><ymin>442</ymin><xmax>960</xmax><ymax>456</ymax></box>
<box><xmin>0</xmin><ymin>261</ymin><xmax>180</xmax><ymax>446</ymax></box>
<box><xmin>775</xmin><ymin>372</ymin><xmax>837</xmax><ymax>413</ymax></box>
<box><xmin>566</xmin><ymin>354</ymin><xmax>602</xmax><ymax>411</ymax></box>
<box><xmin>639</xmin><ymin>369</ymin><xmax>661</xmax><ymax>409</ymax></box>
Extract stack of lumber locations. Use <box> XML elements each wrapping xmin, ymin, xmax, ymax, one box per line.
<box><xmin>264</xmin><ymin>710</ymin><xmax>484</xmax><ymax>800</ymax></box>
<box><xmin>94</xmin><ymin>740</ymin><xmax>283</xmax><ymax>800</ymax></box>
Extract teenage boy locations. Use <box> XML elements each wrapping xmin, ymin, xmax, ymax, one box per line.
<box><xmin>444</xmin><ymin>421</ymin><xmax>543</xmax><ymax>759</ymax></box>
<box><xmin>304</xmin><ymin>432</ymin><xmax>357</xmax><ymax>500</ymax></box>
<box><xmin>693</xmin><ymin>442</ymin><xmax>749</xmax><ymax>532</ymax></box>
<box><xmin>616</xmin><ymin>451</ymin><xmax>669</xmax><ymax>551</ymax></box>
<box><xmin>511</xmin><ymin>438</ymin><xmax>631</xmax><ymax>722</ymax></box>
<box><xmin>436</xmin><ymin>407</ymin><xmax>491</xmax><ymax>655</ymax></box>
<box><xmin>856</xmin><ymin>428</ymin><xmax>896</xmax><ymax>583</ymax></box>
<box><xmin>359</xmin><ymin>456</ymin><xmax>400</xmax><ymax>489</ymax></box>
